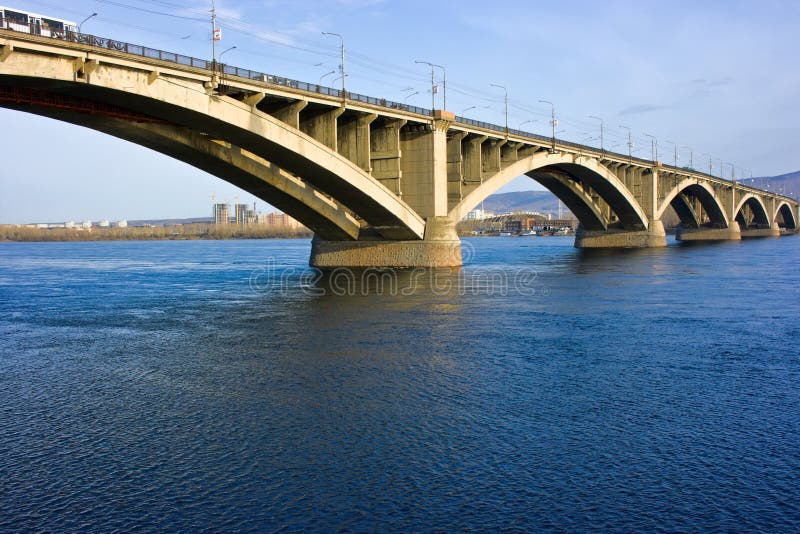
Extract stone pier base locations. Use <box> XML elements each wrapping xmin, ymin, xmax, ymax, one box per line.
<box><xmin>741</xmin><ymin>224</ymin><xmax>781</xmax><ymax>238</ymax></box>
<box><xmin>574</xmin><ymin>220</ymin><xmax>666</xmax><ymax>248</ymax></box>
<box><xmin>309</xmin><ymin>216</ymin><xmax>462</xmax><ymax>268</ymax></box>
<box><xmin>676</xmin><ymin>224</ymin><xmax>742</xmax><ymax>242</ymax></box>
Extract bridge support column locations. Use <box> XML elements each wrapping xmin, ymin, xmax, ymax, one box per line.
<box><xmin>309</xmin><ymin>216</ymin><xmax>462</xmax><ymax>268</ymax></box>
<box><xmin>741</xmin><ymin>222</ymin><xmax>781</xmax><ymax>238</ymax></box>
<box><xmin>676</xmin><ymin>223</ymin><xmax>742</xmax><ymax>242</ymax></box>
<box><xmin>574</xmin><ymin>220</ymin><xmax>666</xmax><ymax>248</ymax></box>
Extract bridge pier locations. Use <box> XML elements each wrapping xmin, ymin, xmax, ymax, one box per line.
<box><xmin>574</xmin><ymin>220</ymin><xmax>666</xmax><ymax>248</ymax></box>
<box><xmin>741</xmin><ymin>223</ymin><xmax>781</xmax><ymax>238</ymax></box>
<box><xmin>309</xmin><ymin>216</ymin><xmax>462</xmax><ymax>268</ymax></box>
<box><xmin>676</xmin><ymin>223</ymin><xmax>742</xmax><ymax>242</ymax></box>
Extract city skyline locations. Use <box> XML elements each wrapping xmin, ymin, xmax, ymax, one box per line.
<box><xmin>2</xmin><ymin>0</ymin><xmax>799</xmax><ymax>223</ymax></box>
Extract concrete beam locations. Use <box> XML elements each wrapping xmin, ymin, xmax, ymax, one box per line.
<box><xmin>369</xmin><ymin>118</ymin><xmax>406</xmax><ymax>196</ymax></box>
<box><xmin>300</xmin><ymin>106</ymin><xmax>344</xmax><ymax>151</ymax></box>
<box><xmin>0</xmin><ymin>44</ymin><xmax>12</xmax><ymax>62</ymax></box>
<box><xmin>270</xmin><ymin>99</ymin><xmax>308</xmax><ymax>129</ymax></box>
<box><xmin>337</xmin><ymin>111</ymin><xmax>377</xmax><ymax>172</ymax></box>
<box><xmin>243</xmin><ymin>92</ymin><xmax>265</xmax><ymax>107</ymax></box>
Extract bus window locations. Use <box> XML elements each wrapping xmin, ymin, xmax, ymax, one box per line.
<box><xmin>42</xmin><ymin>18</ymin><xmax>64</xmax><ymax>31</ymax></box>
<box><xmin>4</xmin><ymin>9</ymin><xmax>29</xmax><ymax>26</ymax></box>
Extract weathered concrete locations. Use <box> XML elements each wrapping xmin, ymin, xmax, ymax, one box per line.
<box><xmin>741</xmin><ymin>223</ymin><xmax>781</xmax><ymax>238</ymax></box>
<box><xmin>676</xmin><ymin>224</ymin><xmax>742</xmax><ymax>242</ymax></box>
<box><xmin>310</xmin><ymin>216</ymin><xmax>461</xmax><ymax>268</ymax></box>
<box><xmin>574</xmin><ymin>220</ymin><xmax>667</xmax><ymax>248</ymax></box>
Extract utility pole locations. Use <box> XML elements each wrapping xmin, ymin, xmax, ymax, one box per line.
<box><xmin>211</xmin><ymin>0</ymin><xmax>218</xmax><ymax>72</ymax></box>
<box><xmin>619</xmin><ymin>125</ymin><xmax>632</xmax><ymax>164</ymax></box>
<box><xmin>490</xmin><ymin>83</ymin><xmax>508</xmax><ymax>136</ymax></box>
<box><xmin>415</xmin><ymin>60</ymin><xmax>446</xmax><ymax>111</ymax></box>
<box><xmin>644</xmin><ymin>133</ymin><xmax>657</xmax><ymax>163</ymax></box>
<box><xmin>540</xmin><ymin>100</ymin><xmax>556</xmax><ymax>152</ymax></box>
<box><xmin>589</xmin><ymin>115</ymin><xmax>604</xmax><ymax>155</ymax></box>
<box><xmin>322</xmin><ymin>32</ymin><xmax>346</xmax><ymax>104</ymax></box>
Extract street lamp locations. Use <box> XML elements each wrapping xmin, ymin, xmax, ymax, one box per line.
<box><xmin>415</xmin><ymin>60</ymin><xmax>446</xmax><ymax>111</ymax></box>
<box><xmin>589</xmin><ymin>115</ymin><xmax>604</xmax><ymax>155</ymax></box>
<box><xmin>78</xmin><ymin>12</ymin><xmax>97</xmax><ymax>33</ymax></box>
<box><xmin>322</xmin><ymin>32</ymin><xmax>346</xmax><ymax>102</ymax></box>
<box><xmin>539</xmin><ymin>100</ymin><xmax>556</xmax><ymax>151</ymax></box>
<box><xmin>643</xmin><ymin>133</ymin><xmax>657</xmax><ymax>162</ymax></box>
<box><xmin>490</xmin><ymin>83</ymin><xmax>508</xmax><ymax>136</ymax></box>
<box><xmin>701</xmin><ymin>153</ymin><xmax>713</xmax><ymax>175</ymax></box>
<box><xmin>219</xmin><ymin>45</ymin><xmax>236</xmax><ymax>61</ymax></box>
<box><xmin>519</xmin><ymin>119</ymin><xmax>536</xmax><ymax>130</ymax></box>
<box><xmin>404</xmin><ymin>91</ymin><xmax>419</xmax><ymax>102</ymax></box>
<box><xmin>319</xmin><ymin>69</ymin><xmax>336</xmax><ymax>85</ymax></box>
<box><xmin>619</xmin><ymin>125</ymin><xmax>632</xmax><ymax>163</ymax></box>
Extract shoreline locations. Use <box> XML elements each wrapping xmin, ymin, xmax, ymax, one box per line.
<box><xmin>0</xmin><ymin>223</ymin><xmax>312</xmax><ymax>243</ymax></box>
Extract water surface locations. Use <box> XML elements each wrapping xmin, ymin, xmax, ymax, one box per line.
<box><xmin>1</xmin><ymin>236</ymin><xmax>798</xmax><ymax>531</ymax></box>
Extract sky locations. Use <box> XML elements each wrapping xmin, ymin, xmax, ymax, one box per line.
<box><xmin>1</xmin><ymin>0</ymin><xmax>799</xmax><ymax>223</ymax></box>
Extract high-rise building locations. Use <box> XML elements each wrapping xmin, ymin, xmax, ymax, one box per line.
<box><xmin>213</xmin><ymin>203</ymin><xmax>230</xmax><ymax>225</ymax></box>
<box><xmin>234</xmin><ymin>203</ymin><xmax>255</xmax><ymax>225</ymax></box>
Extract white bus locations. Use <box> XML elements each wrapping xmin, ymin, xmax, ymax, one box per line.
<box><xmin>0</xmin><ymin>5</ymin><xmax>78</xmax><ymax>36</ymax></box>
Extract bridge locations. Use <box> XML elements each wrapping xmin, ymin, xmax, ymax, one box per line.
<box><xmin>1</xmin><ymin>29</ymin><xmax>797</xmax><ymax>267</ymax></box>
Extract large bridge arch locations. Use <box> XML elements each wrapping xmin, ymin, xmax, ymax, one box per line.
<box><xmin>734</xmin><ymin>194</ymin><xmax>771</xmax><ymax>229</ymax></box>
<box><xmin>4</xmin><ymin>101</ymin><xmax>365</xmax><ymax>239</ymax></box>
<box><xmin>0</xmin><ymin>51</ymin><xmax>424</xmax><ymax>240</ymax></box>
<box><xmin>448</xmin><ymin>152</ymin><xmax>649</xmax><ymax>232</ymax></box>
<box><xmin>657</xmin><ymin>179</ymin><xmax>730</xmax><ymax>228</ymax></box>
<box><xmin>774</xmin><ymin>201</ymin><xmax>797</xmax><ymax>229</ymax></box>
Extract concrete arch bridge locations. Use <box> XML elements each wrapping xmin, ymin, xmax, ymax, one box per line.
<box><xmin>1</xmin><ymin>30</ymin><xmax>797</xmax><ymax>266</ymax></box>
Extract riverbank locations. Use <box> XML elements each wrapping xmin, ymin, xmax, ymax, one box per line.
<box><xmin>0</xmin><ymin>223</ymin><xmax>312</xmax><ymax>242</ymax></box>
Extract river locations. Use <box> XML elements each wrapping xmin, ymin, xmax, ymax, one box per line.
<box><xmin>1</xmin><ymin>236</ymin><xmax>798</xmax><ymax>531</ymax></box>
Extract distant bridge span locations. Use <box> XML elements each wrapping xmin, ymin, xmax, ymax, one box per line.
<box><xmin>1</xmin><ymin>30</ymin><xmax>797</xmax><ymax>266</ymax></box>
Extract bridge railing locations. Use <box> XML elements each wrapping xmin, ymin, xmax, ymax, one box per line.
<box><xmin>1</xmin><ymin>24</ymin><xmax>796</xmax><ymax>202</ymax></box>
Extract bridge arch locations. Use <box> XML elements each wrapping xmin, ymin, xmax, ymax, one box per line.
<box><xmin>734</xmin><ymin>194</ymin><xmax>771</xmax><ymax>229</ymax></box>
<box><xmin>0</xmin><ymin>56</ymin><xmax>424</xmax><ymax>240</ymax></box>
<box><xmin>449</xmin><ymin>152</ymin><xmax>649</xmax><ymax>232</ymax></box>
<box><xmin>774</xmin><ymin>201</ymin><xmax>797</xmax><ymax>230</ymax></box>
<box><xmin>657</xmin><ymin>179</ymin><xmax>730</xmax><ymax>228</ymax></box>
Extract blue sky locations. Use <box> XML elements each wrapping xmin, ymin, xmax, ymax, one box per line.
<box><xmin>1</xmin><ymin>0</ymin><xmax>799</xmax><ymax>223</ymax></box>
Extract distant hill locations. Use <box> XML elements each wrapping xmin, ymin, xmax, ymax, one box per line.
<box><xmin>738</xmin><ymin>170</ymin><xmax>800</xmax><ymax>197</ymax></box>
<box><xmin>482</xmin><ymin>170</ymin><xmax>800</xmax><ymax>216</ymax></box>
<box><xmin>481</xmin><ymin>190</ymin><xmax>561</xmax><ymax>215</ymax></box>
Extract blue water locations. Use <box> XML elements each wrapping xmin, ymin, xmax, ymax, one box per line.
<box><xmin>1</xmin><ymin>236</ymin><xmax>799</xmax><ymax>531</ymax></box>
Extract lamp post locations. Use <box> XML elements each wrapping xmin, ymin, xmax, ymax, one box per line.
<box><xmin>701</xmin><ymin>153</ymin><xmax>712</xmax><ymax>175</ymax></box>
<box><xmin>539</xmin><ymin>100</ymin><xmax>556</xmax><ymax>151</ymax></box>
<box><xmin>519</xmin><ymin>119</ymin><xmax>536</xmax><ymax>130</ymax></box>
<box><xmin>404</xmin><ymin>91</ymin><xmax>419</xmax><ymax>102</ymax></box>
<box><xmin>78</xmin><ymin>12</ymin><xmax>97</xmax><ymax>33</ymax></box>
<box><xmin>643</xmin><ymin>133</ymin><xmax>657</xmax><ymax>163</ymax></box>
<box><xmin>490</xmin><ymin>83</ymin><xmax>508</xmax><ymax>136</ymax></box>
<box><xmin>619</xmin><ymin>125</ymin><xmax>632</xmax><ymax>163</ymax></box>
<box><xmin>589</xmin><ymin>115</ymin><xmax>604</xmax><ymax>155</ymax></box>
<box><xmin>319</xmin><ymin>69</ymin><xmax>336</xmax><ymax>85</ymax></box>
<box><xmin>415</xmin><ymin>60</ymin><xmax>446</xmax><ymax>111</ymax></box>
<box><xmin>322</xmin><ymin>32</ymin><xmax>346</xmax><ymax>103</ymax></box>
<box><xmin>219</xmin><ymin>45</ymin><xmax>236</xmax><ymax>61</ymax></box>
